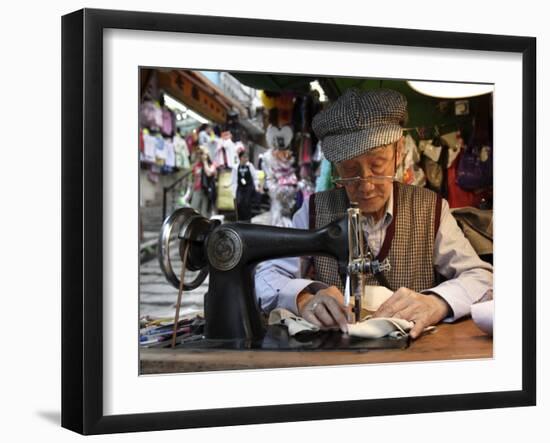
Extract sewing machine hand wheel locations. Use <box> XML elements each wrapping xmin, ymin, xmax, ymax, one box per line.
<box><xmin>158</xmin><ymin>207</ymin><xmax>218</xmax><ymax>290</ymax></box>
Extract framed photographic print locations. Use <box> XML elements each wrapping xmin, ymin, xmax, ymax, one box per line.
<box><xmin>62</xmin><ymin>8</ymin><xmax>536</xmax><ymax>435</ymax></box>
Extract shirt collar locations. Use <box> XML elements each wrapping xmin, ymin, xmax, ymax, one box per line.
<box><xmin>364</xmin><ymin>187</ymin><xmax>394</xmax><ymax>230</ymax></box>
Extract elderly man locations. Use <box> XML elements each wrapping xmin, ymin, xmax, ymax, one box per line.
<box><xmin>254</xmin><ymin>88</ymin><xmax>493</xmax><ymax>339</ymax></box>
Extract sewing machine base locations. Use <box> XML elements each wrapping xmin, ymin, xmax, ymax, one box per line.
<box><xmin>164</xmin><ymin>325</ymin><xmax>410</xmax><ymax>351</ymax></box>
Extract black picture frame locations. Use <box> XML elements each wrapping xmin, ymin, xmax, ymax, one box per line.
<box><xmin>61</xmin><ymin>8</ymin><xmax>536</xmax><ymax>435</ymax></box>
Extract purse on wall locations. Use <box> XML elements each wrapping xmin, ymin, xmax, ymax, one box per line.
<box><xmin>456</xmin><ymin>143</ymin><xmax>493</xmax><ymax>191</ymax></box>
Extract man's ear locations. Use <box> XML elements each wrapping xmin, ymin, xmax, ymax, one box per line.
<box><xmin>333</xmin><ymin>163</ymin><xmax>344</xmax><ymax>188</ymax></box>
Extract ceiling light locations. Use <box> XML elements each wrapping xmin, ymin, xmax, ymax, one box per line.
<box><xmin>407</xmin><ymin>81</ymin><xmax>493</xmax><ymax>98</ymax></box>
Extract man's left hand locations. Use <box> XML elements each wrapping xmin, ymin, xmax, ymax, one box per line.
<box><xmin>373</xmin><ymin>287</ymin><xmax>451</xmax><ymax>339</ymax></box>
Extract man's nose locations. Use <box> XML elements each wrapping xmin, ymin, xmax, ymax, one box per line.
<box><xmin>357</xmin><ymin>177</ymin><xmax>375</xmax><ymax>192</ymax></box>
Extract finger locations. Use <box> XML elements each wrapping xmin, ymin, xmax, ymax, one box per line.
<box><xmin>301</xmin><ymin>310</ymin><xmax>323</xmax><ymax>328</ymax></box>
<box><xmin>314</xmin><ymin>303</ymin><xmax>338</xmax><ymax>329</ymax></box>
<box><xmin>409</xmin><ymin>317</ymin><xmax>428</xmax><ymax>339</ymax></box>
<box><xmin>324</xmin><ymin>297</ymin><xmax>349</xmax><ymax>333</ymax></box>
<box><xmin>374</xmin><ymin>290</ymin><xmax>404</xmax><ymax>317</ymax></box>
<box><xmin>375</xmin><ymin>289</ymin><xmax>410</xmax><ymax>318</ymax></box>
<box><xmin>378</xmin><ymin>297</ymin><xmax>412</xmax><ymax>318</ymax></box>
<box><xmin>321</xmin><ymin>286</ymin><xmax>345</xmax><ymax>304</ymax></box>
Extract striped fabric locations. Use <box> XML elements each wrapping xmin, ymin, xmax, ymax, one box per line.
<box><xmin>310</xmin><ymin>183</ymin><xmax>441</xmax><ymax>293</ymax></box>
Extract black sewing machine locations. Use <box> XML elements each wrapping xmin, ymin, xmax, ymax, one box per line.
<box><xmin>157</xmin><ymin>207</ymin><xmax>408</xmax><ymax>351</ymax></box>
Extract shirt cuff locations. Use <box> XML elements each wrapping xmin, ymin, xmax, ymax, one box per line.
<box><xmin>277</xmin><ymin>279</ymin><xmax>328</xmax><ymax>315</ymax></box>
<box><xmin>421</xmin><ymin>281</ymin><xmax>472</xmax><ymax>322</ymax></box>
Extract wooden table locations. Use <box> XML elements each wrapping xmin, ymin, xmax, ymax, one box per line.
<box><xmin>140</xmin><ymin>318</ymin><xmax>492</xmax><ymax>374</ymax></box>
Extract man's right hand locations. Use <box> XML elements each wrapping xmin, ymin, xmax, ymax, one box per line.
<box><xmin>297</xmin><ymin>286</ymin><xmax>350</xmax><ymax>333</ymax></box>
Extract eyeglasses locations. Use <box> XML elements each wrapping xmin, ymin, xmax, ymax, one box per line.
<box><xmin>334</xmin><ymin>143</ymin><xmax>399</xmax><ymax>187</ymax></box>
<box><xmin>332</xmin><ymin>175</ymin><xmax>396</xmax><ymax>186</ymax></box>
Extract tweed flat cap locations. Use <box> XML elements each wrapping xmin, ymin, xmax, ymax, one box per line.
<box><xmin>312</xmin><ymin>88</ymin><xmax>407</xmax><ymax>163</ymax></box>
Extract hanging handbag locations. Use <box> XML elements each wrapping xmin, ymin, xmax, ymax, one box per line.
<box><xmin>456</xmin><ymin>144</ymin><xmax>493</xmax><ymax>191</ymax></box>
<box><xmin>216</xmin><ymin>168</ymin><xmax>235</xmax><ymax>211</ymax></box>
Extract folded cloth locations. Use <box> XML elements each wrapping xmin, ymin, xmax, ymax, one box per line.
<box><xmin>268</xmin><ymin>308</ymin><xmax>320</xmax><ymax>336</ymax></box>
<box><xmin>363</xmin><ymin>285</ymin><xmax>394</xmax><ymax>311</ymax></box>
<box><xmin>348</xmin><ymin>317</ymin><xmax>414</xmax><ymax>339</ymax></box>
<box><xmin>269</xmin><ymin>308</ymin><xmax>436</xmax><ymax>339</ymax></box>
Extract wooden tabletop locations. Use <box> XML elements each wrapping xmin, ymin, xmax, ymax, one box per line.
<box><xmin>140</xmin><ymin>318</ymin><xmax>492</xmax><ymax>374</ymax></box>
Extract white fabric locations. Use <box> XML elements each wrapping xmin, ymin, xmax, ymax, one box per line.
<box><xmin>198</xmin><ymin>129</ymin><xmax>210</xmax><ymax>146</ymax></box>
<box><xmin>173</xmin><ymin>133</ymin><xmax>190</xmax><ymax>169</ymax></box>
<box><xmin>164</xmin><ymin>139</ymin><xmax>175</xmax><ymax>168</ymax></box>
<box><xmin>268</xmin><ymin>308</ymin><xmax>320</xmax><ymax>335</ymax></box>
<box><xmin>214</xmin><ymin>138</ymin><xmax>239</xmax><ymax>169</ymax></box>
<box><xmin>363</xmin><ymin>285</ymin><xmax>394</xmax><ymax>311</ymax></box>
<box><xmin>142</xmin><ymin>133</ymin><xmax>157</xmax><ymax>163</ymax></box>
<box><xmin>154</xmin><ymin>135</ymin><xmax>166</xmax><ymax>160</ymax></box>
<box><xmin>348</xmin><ymin>317</ymin><xmax>414</xmax><ymax>339</ymax></box>
<box><xmin>419</xmin><ymin>139</ymin><xmax>442</xmax><ymax>162</ymax></box>
<box><xmin>441</xmin><ymin>131</ymin><xmax>462</xmax><ymax>167</ymax></box>
<box><xmin>471</xmin><ymin>300</ymin><xmax>494</xmax><ymax>336</ymax></box>
<box><xmin>268</xmin><ymin>308</ymin><xmax>416</xmax><ymax>339</ymax></box>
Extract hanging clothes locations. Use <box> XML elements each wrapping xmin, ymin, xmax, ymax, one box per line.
<box><xmin>154</xmin><ymin>135</ymin><xmax>166</xmax><ymax>165</ymax></box>
<box><xmin>419</xmin><ymin>137</ymin><xmax>449</xmax><ymax>198</ymax></box>
<box><xmin>262</xmin><ymin>148</ymin><xmax>298</xmax><ymax>227</ymax></box>
<box><xmin>191</xmin><ymin>158</ymin><xmax>216</xmax><ymax>217</ymax></box>
<box><xmin>139</xmin><ymin>129</ymin><xmax>144</xmax><ymax>154</ymax></box>
<box><xmin>160</xmin><ymin>107</ymin><xmax>175</xmax><ymax>137</ymax></box>
<box><xmin>164</xmin><ymin>138</ymin><xmax>175</xmax><ymax>169</ymax></box>
<box><xmin>396</xmin><ymin>134</ymin><xmax>425</xmax><ymax>187</ymax></box>
<box><xmin>142</xmin><ymin>132</ymin><xmax>157</xmax><ymax>163</ymax></box>
<box><xmin>214</xmin><ymin>137</ymin><xmax>238</xmax><ymax>169</ymax></box>
<box><xmin>139</xmin><ymin>100</ymin><xmax>163</xmax><ymax>131</ymax></box>
<box><xmin>233</xmin><ymin>162</ymin><xmax>258</xmax><ymax>221</ymax></box>
<box><xmin>299</xmin><ymin>133</ymin><xmax>312</xmax><ymax>165</ymax></box>
<box><xmin>173</xmin><ymin>133</ymin><xmax>190</xmax><ymax>170</ymax></box>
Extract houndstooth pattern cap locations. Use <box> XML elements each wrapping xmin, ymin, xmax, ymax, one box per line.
<box><xmin>312</xmin><ymin>88</ymin><xmax>407</xmax><ymax>163</ymax></box>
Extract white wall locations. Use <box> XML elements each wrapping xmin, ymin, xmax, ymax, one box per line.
<box><xmin>1</xmin><ymin>0</ymin><xmax>546</xmax><ymax>441</ymax></box>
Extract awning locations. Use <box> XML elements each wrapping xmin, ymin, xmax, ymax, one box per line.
<box><xmin>232</xmin><ymin>73</ymin><xmax>486</xmax><ymax>129</ymax></box>
<box><xmin>156</xmin><ymin>69</ymin><xmax>247</xmax><ymax>124</ymax></box>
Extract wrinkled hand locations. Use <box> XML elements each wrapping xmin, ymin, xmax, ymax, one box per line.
<box><xmin>374</xmin><ymin>287</ymin><xmax>450</xmax><ymax>339</ymax></box>
<box><xmin>298</xmin><ymin>286</ymin><xmax>350</xmax><ymax>333</ymax></box>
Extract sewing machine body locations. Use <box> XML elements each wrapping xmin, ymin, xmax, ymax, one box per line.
<box><xmin>158</xmin><ymin>208</ymin><xmax>408</xmax><ymax>350</ymax></box>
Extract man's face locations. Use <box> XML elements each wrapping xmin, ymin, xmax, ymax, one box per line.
<box><xmin>335</xmin><ymin>141</ymin><xmax>401</xmax><ymax>218</ymax></box>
